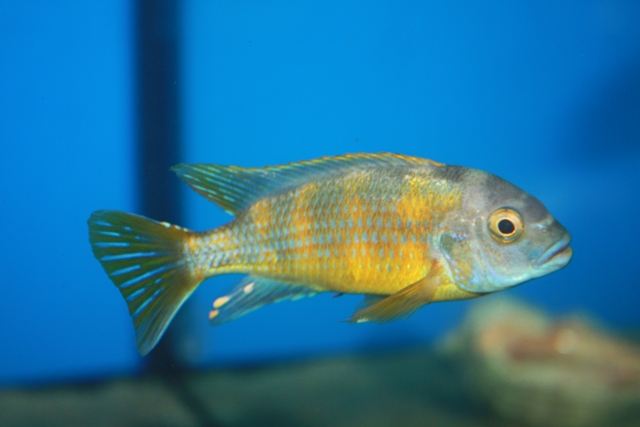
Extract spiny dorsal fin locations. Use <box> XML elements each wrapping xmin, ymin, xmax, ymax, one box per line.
<box><xmin>171</xmin><ymin>153</ymin><xmax>442</xmax><ymax>216</ymax></box>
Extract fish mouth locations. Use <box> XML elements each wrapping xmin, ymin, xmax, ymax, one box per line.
<box><xmin>534</xmin><ymin>233</ymin><xmax>573</xmax><ymax>270</ymax></box>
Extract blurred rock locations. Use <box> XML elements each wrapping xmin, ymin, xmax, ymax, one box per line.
<box><xmin>440</xmin><ymin>298</ymin><xmax>640</xmax><ymax>427</ymax></box>
<box><xmin>4</xmin><ymin>300</ymin><xmax>640</xmax><ymax>427</ymax></box>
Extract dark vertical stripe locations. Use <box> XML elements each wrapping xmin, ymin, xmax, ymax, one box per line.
<box><xmin>134</xmin><ymin>2</ymin><xmax>222</xmax><ymax>426</ymax></box>
<box><xmin>135</xmin><ymin>0</ymin><xmax>182</xmax><ymax>368</ymax></box>
<box><xmin>136</xmin><ymin>0</ymin><xmax>182</xmax><ymax>226</ymax></box>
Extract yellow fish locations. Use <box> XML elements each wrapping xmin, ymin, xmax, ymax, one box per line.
<box><xmin>88</xmin><ymin>153</ymin><xmax>572</xmax><ymax>355</ymax></box>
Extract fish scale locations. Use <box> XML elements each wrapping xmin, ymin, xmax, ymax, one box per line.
<box><xmin>190</xmin><ymin>169</ymin><xmax>458</xmax><ymax>295</ymax></box>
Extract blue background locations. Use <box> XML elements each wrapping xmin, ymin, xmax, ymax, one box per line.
<box><xmin>2</xmin><ymin>1</ymin><xmax>640</xmax><ymax>385</ymax></box>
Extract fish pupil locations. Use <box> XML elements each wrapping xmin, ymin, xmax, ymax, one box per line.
<box><xmin>498</xmin><ymin>219</ymin><xmax>515</xmax><ymax>235</ymax></box>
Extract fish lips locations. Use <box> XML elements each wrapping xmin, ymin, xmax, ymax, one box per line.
<box><xmin>534</xmin><ymin>232</ymin><xmax>573</xmax><ymax>271</ymax></box>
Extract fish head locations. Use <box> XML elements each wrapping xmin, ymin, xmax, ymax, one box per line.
<box><xmin>438</xmin><ymin>169</ymin><xmax>572</xmax><ymax>294</ymax></box>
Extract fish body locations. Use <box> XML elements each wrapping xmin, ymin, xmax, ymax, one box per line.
<box><xmin>191</xmin><ymin>159</ymin><xmax>458</xmax><ymax>295</ymax></box>
<box><xmin>88</xmin><ymin>153</ymin><xmax>572</xmax><ymax>355</ymax></box>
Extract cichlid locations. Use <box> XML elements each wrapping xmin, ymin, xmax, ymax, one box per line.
<box><xmin>88</xmin><ymin>153</ymin><xmax>572</xmax><ymax>355</ymax></box>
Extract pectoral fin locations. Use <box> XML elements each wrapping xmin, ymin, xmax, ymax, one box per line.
<box><xmin>348</xmin><ymin>261</ymin><xmax>445</xmax><ymax>324</ymax></box>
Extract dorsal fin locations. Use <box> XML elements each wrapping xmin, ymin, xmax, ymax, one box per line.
<box><xmin>171</xmin><ymin>152</ymin><xmax>441</xmax><ymax>215</ymax></box>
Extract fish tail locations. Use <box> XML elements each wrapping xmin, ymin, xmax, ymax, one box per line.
<box><xmin>88</xmin><ymin>210</ymin><xmax>202</xmax><ymax>356</ymax></box>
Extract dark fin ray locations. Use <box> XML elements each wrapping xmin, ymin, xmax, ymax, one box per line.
<box><xmin>348</xmin><ymin>261</ymin><xmax>444</xmax><ymax>323</ymax></box>
<box><xmin>209</xmin><ymin>276</ymin><xmax>319</xmax><ymax>325</ymax></box>
<box><xmin>171</xmin><ymin>153</ymin><xmax>442</xmax><ymax>215</ymax></box>
<box><xmin>88</xmin><ymin>210</ymin><xmax>202</xmax><ymax>356</ymax></box>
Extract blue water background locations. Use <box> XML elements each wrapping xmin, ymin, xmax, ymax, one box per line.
<box><xmin>2</xmin><ymin>1</ymin><xmax>640</xmax><ymax>385</ymax></box>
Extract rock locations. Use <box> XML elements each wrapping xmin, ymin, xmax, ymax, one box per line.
<box><xmin>440</xmin><ymin>298</ymin><xmax>640</xmax><ymax>427</ymax></box>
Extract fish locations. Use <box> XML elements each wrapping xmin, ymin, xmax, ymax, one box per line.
<box><xmin>88</xmin><ymin>153</ymin><xmax>572</xmax><ymax>355</ymax></box>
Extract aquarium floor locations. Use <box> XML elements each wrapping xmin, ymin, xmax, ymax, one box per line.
<box><xmin>1</xmin><ymin>347</ymin><xmax>637</xmax><ymax>427</ymax></box>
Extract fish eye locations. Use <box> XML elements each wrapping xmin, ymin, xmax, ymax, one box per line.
<box><xmin>498</xmin><ymin>219</ymin><xmax>515</xmax><ymax>234</ymax></box>
<box><xmin>488</xmin><ymin>208</ymin><xmax>523</xmax><ymax>243</ymax></box>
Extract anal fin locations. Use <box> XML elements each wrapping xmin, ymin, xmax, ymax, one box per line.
<box><xmin>348</xmin><ymin>261</ymin><xmax>445</xmax><ymax>324</ymax></box>
<box><xmin>209</xmin><ymin>276</ymin><xmax>319</xmax><ymax>325</ymax></box>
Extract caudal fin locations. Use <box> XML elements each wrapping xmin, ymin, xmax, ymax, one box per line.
<box><xmin>88</xmin><ymin>210</ymin><xmax>202</xmax><ymax>356</ymax></box>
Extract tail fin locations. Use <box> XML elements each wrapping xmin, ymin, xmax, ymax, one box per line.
<box><xmin>88</xmin><ymin>210</ymin><xmax>202</xmax><ymax>356</ymax></box>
